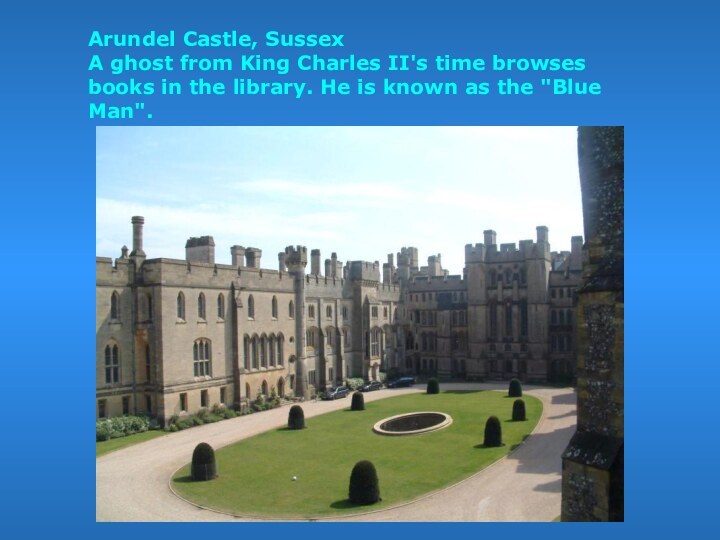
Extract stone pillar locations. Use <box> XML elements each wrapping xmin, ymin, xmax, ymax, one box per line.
<box><xmin>285</xmin><ymin>245</ymin><xmax>308</xmax><ymax>399</ymax></box>
<box><xmin>561</xmin><ymin>126</ymin><xmax>624</xmax><ymax>522</ymax></box>
<box><xmin>278</xmin><ymin>252</ymin><xmax>286</xmax><ymax>272</ymax></box>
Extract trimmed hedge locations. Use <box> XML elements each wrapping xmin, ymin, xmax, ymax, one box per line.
<box><xmin>288</xmin><ymin>405</ymin><xmax>305</xmax><ymax>430</ymax></box>
<box><xmin>512</xmin><ymin>399</ymin><xmax>527</xmax><ymax>421</ymax></box>
<box><xmin>484</xmin><ymin>415</ymin><xmax>503</xmax><ymax>447</ymax></box>
<box><xmin>351</xmin><ymin>392</ymin><xmax>365</xmax><ymax>411</ymax></box>
<box><xmin>191</xmin><ymin>442</ymin><xmax>218</xmax><ymax>481</ymax></box>
<box><xmin>426</xmin><ymin>378</ymin><xmax>440</xmax><ymax>394</ymax></box>
<box><xmin>508</xmin><ymin>378</ymin><xmax>523</xmax><ymax>398</ymax></box>
<box><xmin>96</xmin><ymin>415</ymin><xmax>150</xmax><ymax>441</ymax></box>
<box><xmin>349</xmin><ymin>460</ymin><xmax>381</xmax><ymax>505</ymax></box>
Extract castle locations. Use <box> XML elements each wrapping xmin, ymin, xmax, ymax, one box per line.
<box><xmin>96</xmin><ymin>216</ymin><xmax>582</xmax><ymax>423</ymax></box>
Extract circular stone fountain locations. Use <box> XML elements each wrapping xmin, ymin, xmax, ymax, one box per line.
<box><xmin>373</xmin><ymin>411</ymin><xmax>453</xmax><ymax>436</ymax></box>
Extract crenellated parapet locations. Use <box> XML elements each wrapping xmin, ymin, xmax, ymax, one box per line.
<box><xmin>284</xmin><ymin>245</ymin><xmax>308</xmax><ymax>272</ymax></box>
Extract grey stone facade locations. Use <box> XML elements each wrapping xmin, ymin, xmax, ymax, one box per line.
<box><xmin>97</xmin><ymin>218</ymin><xmax>582</xmax><ymax>424</ymax></box>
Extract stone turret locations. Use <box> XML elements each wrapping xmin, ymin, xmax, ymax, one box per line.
<box><xmin>278</xmin><ymin>251</ymin><xmax>287</xmax><ymax>272</ymax></box>
<box><xmin>231</xmin><ymin>246</ymin><xmax>245</xmax><ymax>267</ymax></box>
<box><xmin>245</xmin><ymin>247</ymin><xmax>262</xmax><ymax>269</ymax></box>
<box><xmin>185</xmin><ymin>236</ymin><xmax>215</xmax><ymax>264</ymax></box>
<box><xmin>285</xmin><ymin>245</ymin><xmax>308</xmax><ymax>399</ymax></box>
<box><xmin>483</xmin><ymin>229</ymin><xmax>497</xmax><ymax>248</ymax></box>
<box><xmin>311</xmin><ymin>249</ymin><xmax>321</xmax><ymax>275</ymax></box>
<box><xmin>570</xmin><ymin>235</ymin><xmax>583</xmax><ymax>271</ymax></box>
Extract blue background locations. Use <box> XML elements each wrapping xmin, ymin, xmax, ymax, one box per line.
<box><xmin>2</xmin><ymin>0</ymin><xmax>717</xmax><ymax>535</ymax></box>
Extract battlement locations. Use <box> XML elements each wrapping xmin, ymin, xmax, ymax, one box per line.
<box><xmin>96</xmin><ymin>256</ymin><xmax>131</xmax><ymax>285</ymax></box>
<box><xmin>465</xmin><ymin>227</ymin><xmax>553</xmax><ymax>265</ymax></box>
<box><xmin>186</xmin><ymin>235</ymin><xmax>215</xmax><ymax>264</ymax></box>
<box><xmin>185</xmin><ymin>236</ymin><xmax>215</xmax><ymax>248</ymax></box>
<box><xmin>465</xmin><ymin>243</ymin><xmax>487</xmax><ymax>263</ymax></box>
<box><xmin>348</xmin><ymin>260</ymin><xmax>381</xmax><ymax>283</ymax></box>
<box><xmin>305</xmin><ymin>274</ymin><xmax>346</xmax><ymax>296</ymax></box>
<box><xmin>284</xmin><ymin>245</ymin><xmax>308</xmax><ymax>270</ymax></box>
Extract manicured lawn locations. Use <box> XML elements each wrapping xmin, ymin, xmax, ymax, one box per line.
<box><xmin>96</xmin><ymin>429</ymin><xmax>167</xmax><ymax>457</ymax></box>
<box><xmin>171</xmin><ymin>390</ymin><xmax>542</xmax><ymax>518</ymax></box>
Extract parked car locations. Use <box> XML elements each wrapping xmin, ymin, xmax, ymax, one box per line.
<box><xmin>360</xmin><ymin>380</ymin><xmax>383</xmax><ymax>392</ymax></box>
<box><xmin>320</xmin><ymin>386</ymin><xmax>350</xmax><ymax>400</ymax></box>
<box><xmin>387</xmin><ymin>376</ymin><xmax>416</xmax><ymax>388</ymax></box>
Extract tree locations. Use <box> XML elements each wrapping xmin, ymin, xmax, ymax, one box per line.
<box><xmin>426</xmin><ymin>377</ymin><xmax>440</xmax><ymax>394</ymax></box>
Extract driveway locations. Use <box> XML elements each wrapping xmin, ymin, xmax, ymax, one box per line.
<box><xmin>96</xmin><ymin>383</ymin><xmax>576</xmax><ymax>522</ymax></box>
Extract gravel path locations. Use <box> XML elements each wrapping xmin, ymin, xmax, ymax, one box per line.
<box><xmin>96</xmin><ymin>383</ymin><xmax>576</xmax><ymax>522</ymax></box>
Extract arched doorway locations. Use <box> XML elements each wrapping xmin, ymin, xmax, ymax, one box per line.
<box><xmin>278</xmin><ymin>377</ymin><xmax>285</xmax><ymax>398</ymax></box>
<box><xmin>245</xmin><ymin>383</ymin><xmax>251</xmax><ymax>400</ymax></box>
<box><xmin>261</xmin><ymin>380</ymin><xmax>268</xmax><ymax>397</ymax></box>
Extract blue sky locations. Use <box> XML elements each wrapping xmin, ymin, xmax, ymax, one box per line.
<box><xmin>96</xmin><ymin>126</ymin><xmax>583</xmax><ymax>275</ymax></box>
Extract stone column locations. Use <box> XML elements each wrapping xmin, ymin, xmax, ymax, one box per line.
<box><xmin>285</xmin><ymin>245</ymin><xmax>308</xmax><ymax>399</ymax></box>
<box><xmin>561</xmin><ymin>126</ymin><xmax>624</xmax><ymax>522</ymax></box>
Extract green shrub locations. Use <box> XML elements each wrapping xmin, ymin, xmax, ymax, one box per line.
<box><xmin>349</xmin><ymin>460</ymin><xmax>381</xmax><ymax>505</ymax></box>
<box><xmin>484</xmin><ymin>416</ymin><xmax>502</xmax><ymax>447</ymax></box>
<box><xmin>426</xmin><ymin>378</ymin><xmax>440</xmax><ymax>394</ymax></box>
<box><xmin>222</xmin><ymin>408</ymin><xmax>237</xmax><ymax>419</ymax></box>
<box><xmin>191</xmin><ymin>442</ymin><xmax>218</xmax><ymax>481</ymax></box>
<box><xmin>177</xmin><ymin>419</ymin><xmax>193</xmax><ymax>430</ymax></box>
<box><xmin>508</xmin><ymin>378</ymin><xmax>522</xmax><ymax>398</ymax></box>
<box><xmin>512</xmin><ymin>399</ymin><xmax>527</xmax><ymax>421</ymax></box>
<box><xmin>288</xmin><ymin>405</ymin><xmax>305</xmax><ymax>430</ymax></box>
<box><xmin>351</xmin><ymin>392</ymin><xmax>365</xmax><ymax>411</ymax></box>
<box><xmin>344</xmin><ymin>378</ymin><xmax>364</xmax><ymax>391</ymax></box>
<box><xmin>96</xmin><ymin>423</ymin><xmax>111</xmax><ymax>441</ymax></box>
<box><xmin>96</xmin><ymin>414</ymin><xmax>150</xmax><ymax>441</ymax></box>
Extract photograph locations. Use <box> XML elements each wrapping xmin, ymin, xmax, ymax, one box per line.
<box><xmin>95</xmin><ymin>126</ymin><xmax>623</xmax><ymax>521</ymax></box>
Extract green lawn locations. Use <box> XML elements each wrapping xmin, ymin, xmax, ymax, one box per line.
<box><xmin>96</xmin><ymin>429</ymin><xmax>167</xmax><ymax>457</ymax></box>
<box><xmin>171</xmin><ymin>390</ymin><xmax>542</xmax><ymax>518</ymax></box>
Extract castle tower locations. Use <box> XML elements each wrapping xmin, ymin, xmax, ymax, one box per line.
<box><xmin>285</xmin><ymin>245</ymin><xmax>309</xmax><ymax>399</ymax></box>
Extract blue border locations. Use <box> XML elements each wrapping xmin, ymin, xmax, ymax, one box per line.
<box><xmin>3</xmin><ymin>0</ymin><xmax>718</xmax><ymax>535</ymax></box>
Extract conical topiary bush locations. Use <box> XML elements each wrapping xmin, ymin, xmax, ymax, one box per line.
<box><xmin>288</xmin><ymin>404</ymin><xmax>305</xmax><ymax>430</ymax></box>
<box><xmin>351</xmin><ymin>391</ymin><xmax>365</xmax><ymax>411</ymax></box>
<box><xmin>349</xmin><ymin>460</ymin><xmax>381</xmax><ymax>505</ymax></box>
<box><xmin>426</xmin><ymin>377</ymin><xmax>439</xmax><ymax>394</ymax></box>
<box><xmin>512</xmin><ymin>398</ymin><xmax>527</xmax><ymax>421</ymax></box>
<box><xmin>191</xmin><ymin>442</ymin><xmax>218</xmax><ymax>481</ymax></box>
<box><xmin>483</xmin><ymin>415</ymin><xmax>503</xmax><ymax>447</ymax></box>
